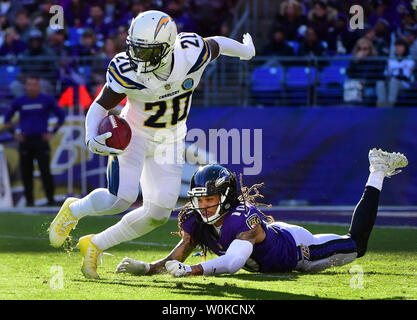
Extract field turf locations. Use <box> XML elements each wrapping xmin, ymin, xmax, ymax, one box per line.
<box><xmin>0</xmin><ymin>212</ymin><xmax>416</xmax><ymax>301</ymax></box>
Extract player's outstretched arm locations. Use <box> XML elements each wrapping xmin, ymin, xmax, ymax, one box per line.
<box><xmin>165</xmin><ymin>224</ymin><xmax>264</xmax><ymax>277</ymax></box>
<box><xmin>205</xmin><ymin>33</ymin><xmax>256</xmax><ymax>62</ymax></box>
<box><xmin>85</xmin><ymin>84</ymin><xmax>126</xmax><ymax>156</ymax></box>
<box><xmin>115</xmin><ymin>231</ymin><xmax>197</xmax><ymax>276</ymax></box>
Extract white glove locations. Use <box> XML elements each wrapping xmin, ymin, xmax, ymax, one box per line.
<box><xmin>165</xmin><ymin>260</ymin><xmax>191</xmax><ymax>277</ymax></box>
<box><xmin>115</xmin><ymin>257</ymin><xmax>150</xmax><ymax>275</ymax></box>
<box><xmin>241</xmin><ymin>33</ymin><xmax>256</xmax><ymax>60</ymax></box>
<box><xmin>87</xmin><ymin>132</ymin><xmax>123</xmax><ymax>156</ymax></box>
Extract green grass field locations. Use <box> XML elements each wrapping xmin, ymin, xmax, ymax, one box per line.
<box><xmin>0</xmin><ymin>212</ymin><xmax>416</xmax><ymax>300</ymax></box>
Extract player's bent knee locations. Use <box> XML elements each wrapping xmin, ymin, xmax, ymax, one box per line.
<box><xmin>120</xmin><ymin>201</ymin><xmax>172</xmax><ymax>232</ymax></box>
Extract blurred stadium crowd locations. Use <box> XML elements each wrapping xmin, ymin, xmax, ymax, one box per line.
<box><xmin>0</xmin><ymin>0</ymin><xmax>236</xmax><ymax>110</ymax></box>
<box><xmin>0</xmin><ymin>0</ymin><xmax>416</xmax><ymax>109</ymax></box>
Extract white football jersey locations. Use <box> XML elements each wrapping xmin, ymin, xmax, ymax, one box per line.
<box><xmin>106</xmin><ymin>32</ymin><xmax>212</xmax><ymax>143</ymax></box>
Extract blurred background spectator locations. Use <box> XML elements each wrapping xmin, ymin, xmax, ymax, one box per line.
<box><xmin>165</xmin><ymin>0</ymin><xmax>196</xmax><ymax>33</ymax></box>
<box><xmin>274</xmin><ymin>0</ymin><xmax>308</xmax><ymax>41</ymax></box>
<box><xmin>10</xmin><ymin>28</ymin><xmax>56</xmax><ymax>97</ymax></box>
<box><xmin>4</xmin><ymin>75</ymin><xmax>65</xmax><ymax>206</ymax></box>
<box><xmin>344</xmin><ymin>37</ymin><xmax>386</xmax><ymax>104</ymax></box>
<box><xmin>262</xmin><ymin>25</ymin><xmax>295</xmax><ymax>57</ymax></box>
<box><xmin>0</xmin><ymin>27</ymin><xmax>27</xmax><ymax>59</ymax></box>
<box><xmin>306</xmin><ymin>0</ymin><xmax>338</xmax><ymax>41</ymax></box>
<box><xmin>376</xmin><ymin>38</ymin><xmax>415</xmax><ymax>107</ymax></box>
<box><xmin>64</xmin><ymin>0</ymin><xmax>90</xmax><ymax>28</ymax></box>
<box><xmin>13</xmin><ymin>9</ymin><xmax>35</xmax><ymax>43</ymax></box>
<box><xmin>0</xmin><ymin>0</ymin><xmax>415</xmax><ymax>110</ymax></box>
<box><xmin>83</xmin><ymin>2</ymin><xmax>114</xmax><ymax>43</ymax></box>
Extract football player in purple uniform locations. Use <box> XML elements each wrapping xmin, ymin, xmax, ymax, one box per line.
<box><xmin>115</xmin><ymin>148</ymin><xmax>407</xmax><ymax>276</ymax></box>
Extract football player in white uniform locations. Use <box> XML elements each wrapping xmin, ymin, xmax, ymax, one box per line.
<box><xmin>48</xmin><ymin>10</ymin><xmax>256</xmax><ymax>279</ymax></box>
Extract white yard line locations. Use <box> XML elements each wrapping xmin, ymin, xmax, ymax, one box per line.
<box><xmin>0</xmin><ymin>234</ymin><xmax>173</xmax><ymax>247</ymax></box>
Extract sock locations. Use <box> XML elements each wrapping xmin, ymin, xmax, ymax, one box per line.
<box><xmin>91</xmin><ymin>202</ymin><xmax>171</xmax><ymax>251</ymax></box>
<box><xmin>365</xmin><ymin>171</ymin><xmax>385</xmax><ymax>191</ymax></box>
<box><xmin>69</xmin><ymin>188</ymin><xmax>131</xmax><ymax>220</ymax></box>
<box><xmin>91</xmin><ymin>218</ymin><xmax>140</xmax><ymax>251</ymax></box>
<box><xmin>348</xmin><ymin>186</ymin><xmax>380</xmax><ymax>257</ymax></box>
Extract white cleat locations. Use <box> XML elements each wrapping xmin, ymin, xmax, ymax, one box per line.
<box><xmin>369</xmin><ymin>148</ymin><xmax>408</xmax><ymax>178</ymax></box>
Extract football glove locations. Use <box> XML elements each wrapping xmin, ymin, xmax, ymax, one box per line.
<box><xmin>165</xmin><ymin>260</ymin><xmax>191</xmax><ymax>277</ymax></box>
<box><xmin>241</xmin><ymin>33</ymin><xmax>256</xmax><ymax>60</ymax></box>
<box><xmin>115</xmin><ymin>257</ymin><xmax>150</xmax><ymax>275</ymax></box>
<box><xmin>87</xmin><ymin>132</ymin><xmax>123</xmax><ymax>156</ymax></box>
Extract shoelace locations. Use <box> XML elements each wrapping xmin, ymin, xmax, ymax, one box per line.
<box><xmin>85</xmin><ymin>248</ymin><xmax>113</xmax><ymax>269</ymax></box>
<box><xmin>57</xmin><ymin>217</ymin><xmax>78</xmax><ymax>236</ymax></box>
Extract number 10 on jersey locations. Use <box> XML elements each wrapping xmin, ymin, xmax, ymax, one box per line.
<box><xmin>144</xmin><ymin>91</ymin><xmax>192</xmax><ymax>128</ymax></box>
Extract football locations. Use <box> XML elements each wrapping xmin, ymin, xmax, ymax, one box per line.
<box><xmin>98</xmin><ymin>114</ymin><xmax>132</xmax><ymax>150</ymax></box>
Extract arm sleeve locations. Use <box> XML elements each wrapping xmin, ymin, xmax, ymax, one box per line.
<box><xmin>200</xmin><ymin>239</ymin><xmax>253</xmax><ymax>275</ymax></box>
<box><xmin>209</xmin><ymin>36</ymin><xmax>255</xmax><ymax>60</ymax></box>
<box><xmin>84</xmin><ymin>101</ymin><xmax>108</xmax><ymax>144</ymax></box>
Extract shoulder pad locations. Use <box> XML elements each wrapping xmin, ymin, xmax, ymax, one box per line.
<box><xmin>176</xmin><ymin>33</ymin><xmax>211</xmax><ymax>75</ymax></box>
<box><xmin>106</xmin><ymin>52</ymin><xmax>146</xmax><ymax>92</ymax></box>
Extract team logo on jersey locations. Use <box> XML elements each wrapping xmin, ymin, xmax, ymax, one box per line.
<box><xmin>246</xmin><ymin>214</ymin><xmax>261</xmax><ymax>229</ymax></box>
<box><xmin>300</xmin><ymin>244</ymin><xmax>310</xmax><ymax>260</ymax></box>
<box><xmin>182</xmin><ymin>78</ymin><xmax>194</xmax><ymax>90</ymax></box>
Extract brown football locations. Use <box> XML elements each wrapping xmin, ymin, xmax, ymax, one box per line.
<box><xmin>98</xmin><ymin>114</ymin><xmax>132</xmax><ymax>150</ymax></box>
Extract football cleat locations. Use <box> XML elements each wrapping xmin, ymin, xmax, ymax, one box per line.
<box><xmin>48</xmin><ymin>197</ymin><xmax>79</xmax><ymax>248</ymax></box>
<box><xmin>369</xmin><ymin>148</ymin><xmax>408</xmax><ymax>177</ymax></box>
<box><xmin>77</xmin><ymin>234</ymin><xmax>102</xmax><ymax>279</ymax></box>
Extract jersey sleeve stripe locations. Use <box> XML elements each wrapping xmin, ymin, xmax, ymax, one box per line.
<box><xmin>108</xmin><ymin>62</ymin><xmax>146</xmax><ymax>90</ymax></box>
<box><xmin>187</xmin><ymin>38</ymin><xmax>211</xmax><ymax>75</ymax></box>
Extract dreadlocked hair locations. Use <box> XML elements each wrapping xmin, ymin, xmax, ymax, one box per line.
<box><xmin>170</xmin><ymin>202</ymin><xmax>193</xmax><ymax>238</ymax></box>
<box><xmin>170</xmin><ymin>172</ymin><xmax>273</xmax><ymax>261</ymax></box>
<box><xmin>238</xmin><ymin>173</ymin><xmax>274</xmax><ymax>224</ymax></box>
<box><xmin>171</xmin><ymin>172</ymin><xmax>274</xmax><ymax>237</ymax></box>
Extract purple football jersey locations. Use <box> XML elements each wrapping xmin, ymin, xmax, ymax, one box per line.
<box><xmin>181</xmin><ymin>202</ymin><xmax>298</xmax><ymax>273</ymax></box>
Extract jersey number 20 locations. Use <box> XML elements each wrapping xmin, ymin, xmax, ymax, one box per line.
<box><xmin>144</xmin><ymin>91</ymin><xmax>192</xmax><ymax>128</ymax></box>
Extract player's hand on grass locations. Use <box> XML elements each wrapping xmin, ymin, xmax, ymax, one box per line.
<box><xmin>115</xmin><ymin>257</ymin><xmax>150</xmax><ymax>275</ymax></box>
<box><xmin>87</xmin><ymin>132</ymin><xmax>123</xmax><ymax>156</ymax></box>
<box><xmin>165</xmin><ymin>260</ymin><xmax>191</xmax><ymax>277</ymax></box>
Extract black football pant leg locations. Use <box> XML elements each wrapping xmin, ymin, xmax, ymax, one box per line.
<box><xmin>348</xmin><ymin>186</ymin><xmax>380</xmax><ymax>258</ymax></box>
<box><xmin>19</xmin><ymin>142</ymin><xmax>34</xmax><ymax>205</ymax></box>
<box><xmin>34</xmin><ymin>139</ymin><xmax>55</xmax><ymax>203</ymax></box>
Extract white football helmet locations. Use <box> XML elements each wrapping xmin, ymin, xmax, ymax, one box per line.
<box><xmin>126</xmin><ymin>10</ymin><xmax>177</xmax><ymax>74</ymax></box>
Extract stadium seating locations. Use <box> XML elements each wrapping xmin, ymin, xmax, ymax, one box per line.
<box><xmin>316</xmin><ymin>66</ymin><xmax>347</xmax><ymax>105</ymax></box>
<box><xmin>284</xmin><ymin>66</ymin><xmax>317</xmax><ymax>106</ymax></box>
<box><xmin>251</xmin><ymin>67</ymin><xmax>285</xmax><ymax>105</ymax></box>
<box><xmin>0</xmin><ymin>65</ymin><xmax>20</xmax><ymax>87</ymax></box>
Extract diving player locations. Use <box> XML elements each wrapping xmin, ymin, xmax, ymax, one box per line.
<box><xmin>48</xmin><ymin>10</ymin><xmax>256</xmax><ymax>279</ymax></box>
<box><xmin>115</xmin><ymin>148</ymin><xmax>408</xmax><ymax>276</ymax></box>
